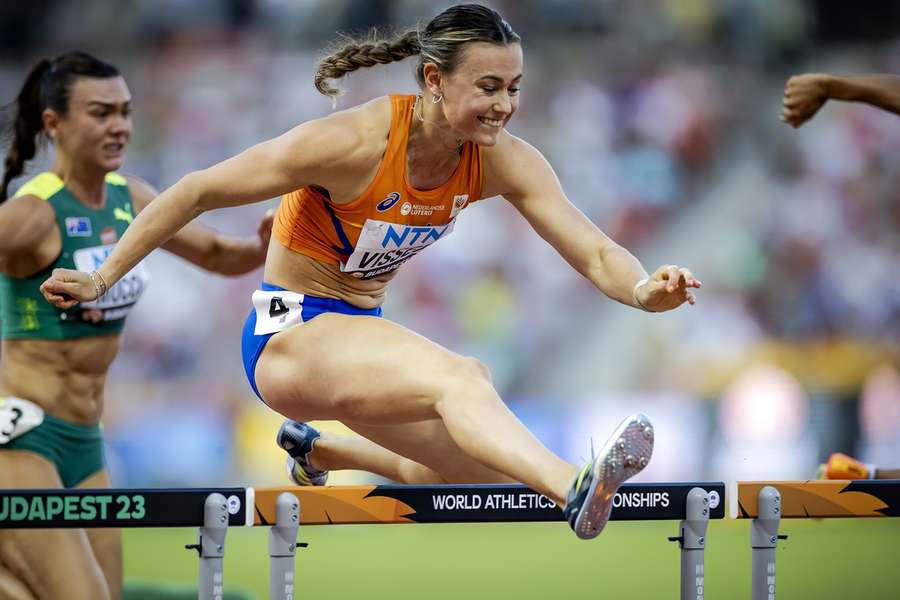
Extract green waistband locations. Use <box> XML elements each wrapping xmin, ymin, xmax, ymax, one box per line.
<box><xmin>36</xmin><ymin>413</ymin><xmax>103</xmax><ymax>438</ymax></box>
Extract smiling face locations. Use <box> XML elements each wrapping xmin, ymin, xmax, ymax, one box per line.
<box><xmin>427</xmin><ymin>42</ymin><xmax>523</xmax><ymax>147</ymax></box>
<box><xmin>44</xmin><ymin>76</ymin><xmax>132</xmax><ymax>173</ymax></box>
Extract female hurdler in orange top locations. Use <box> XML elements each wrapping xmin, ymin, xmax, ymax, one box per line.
<box><xmin>42</xmin><ymin>4</ymin><xmax>701</xmax><ymax>540</ymax></box>
<box><xmin>274</xmin><ymin>94</ymin><xmax>482</xmax><ymax>277</ymax></box>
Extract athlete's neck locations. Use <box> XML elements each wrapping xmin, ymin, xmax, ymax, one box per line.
<box><xmin>409</xmin><ymin>95</ymin><xmax>464</xmax><ymax>159</ymax></box>
<box><xmin>407</xmin><ymin>96</ymin><xmax>464</xmax><ymax>187</ymax></box>
<box><xmin>51</xmin><ymin>157</ymin><xmax>108</xmax><ymax>208</ymax></box>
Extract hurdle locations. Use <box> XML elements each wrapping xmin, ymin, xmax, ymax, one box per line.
<box><xmin>0</xmin><ymin>481</ymin><xmax>724</xmax><ymax>599</ymax></box>
<box><xmin>0</xmin><ymin>487</ymin><xmax>248</xmax><ymax>599</ymax></box>
<box><xmin>736</xmin><ymin>479</ymin><xmax>900</xmax><ymax>600</ymax></box>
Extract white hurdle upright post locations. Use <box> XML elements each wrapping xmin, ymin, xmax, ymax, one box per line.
<box><xmin>750</xmin><ymin>486</ymin><xmax>781</xmax><ymax>600</ymax></box>
<box><xmin>669</xmin><ymin>487</ymin><xmax>711</xmax><ymax>600</ymax></box>
<box><xmin>269</xmin><ymin>492</ymin><xmax>301</xmax><ymax>600</ymax></box>
<box><xmin>191</xmin><ymin>493</ymin><xmax>229</xmax><ymax>600</ymax></box>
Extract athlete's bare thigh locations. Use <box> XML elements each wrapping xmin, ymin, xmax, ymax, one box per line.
<box><xmin>0</xmin><ymin>563</ymin><xmax>34</xmax><ymax>600</ymax></box>
<box><xmin>0</xmin><ymin>451</ymin><xmax>110</xmax><ymax>600</ymax></box>
<box><xmin>78</xmin><ymin>469</ymin><xmax>121</xmax><ymax>600</ymax></box>
<box><xmin>256</xmin><ymin>312</ymin><xmax>482</xmax><ymax>424</ymax></box>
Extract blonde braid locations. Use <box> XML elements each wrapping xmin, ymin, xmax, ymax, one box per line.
<box><xmin>315</xmin><ymin>30</ymin><xmax>420</xmax><ymax>98</ymax></box>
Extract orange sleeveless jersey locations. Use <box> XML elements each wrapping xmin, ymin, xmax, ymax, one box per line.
<box><xmin>273</xmin><ymin>94</ymin><xmax>484</xmax><ymax>280</ymax></box>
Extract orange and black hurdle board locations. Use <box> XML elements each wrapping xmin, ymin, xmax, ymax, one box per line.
<box><xmin>737</xmin><ymin>480</ymin><xmax>900</xmax><ymax>518</ymax></box>
<box><xmin>0</xmin><ymin>482</ymin><xmax>728</xmax><ymax>529</ymax></box>
<box><xmin>0</xmin><ymin>488</ymin><xmax>248</xmax><ymax>528</ymax></box>
<box><xmin>253</xmin><ymin>482</ymin><xmax>726</xmax><ymax>526</ymax></box>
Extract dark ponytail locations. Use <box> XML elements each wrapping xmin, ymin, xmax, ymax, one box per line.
<box><xmin>1</xmin><ymin>51</ymin><xmax>119</xmax><ymax>200</ymax></box>
<box><xmin>2</xmin><ymin>59</ymin><xmax>51</xmax><ymax>201</ymax></box>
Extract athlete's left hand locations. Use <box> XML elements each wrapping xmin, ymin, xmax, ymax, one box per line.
<box><xmin>40</xmin><ymin>268</ymin><xmax>96</xmax><ymax>309</ymax></box>
<box><xmin>634</xmin><ymin>265</ymin><xmax>701</xmax><ymax>313</ymax></box>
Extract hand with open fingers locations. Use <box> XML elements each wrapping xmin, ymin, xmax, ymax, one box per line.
<box><xmin>40</xmin><ymin>268</ymin><xmax>97</xmax><ymax>309</ymax></box>
<box><xmin>634</xmin><ymin>265</ymin><xmax>701</xmax><ymax>313</ymax></box>
<box><xmin>781</xmin><ymin>73</ymin><xmax>829</xmax><ymax>128</ymax></box>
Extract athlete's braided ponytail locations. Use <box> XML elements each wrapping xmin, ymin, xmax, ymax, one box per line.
<box><xmin>315</xmin><ymin>30</ymin><xmax>421</xmax><ymax>99</ymax></box>
<box><xmin>314</xmin><ymin>4</ymin><xmax>519</xmax><ymax>101</ymax></box>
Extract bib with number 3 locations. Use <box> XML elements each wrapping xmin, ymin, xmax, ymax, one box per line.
<box><xmin>0</xmin><ymin>397</ymin><xmax>45</xmax><ymax>444</ymax></box>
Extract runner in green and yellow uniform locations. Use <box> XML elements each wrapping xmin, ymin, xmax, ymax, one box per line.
<box><xmin>0</xmin><ymin>51</ymin><xmax>271</xmax><ymax>600</ymax></box>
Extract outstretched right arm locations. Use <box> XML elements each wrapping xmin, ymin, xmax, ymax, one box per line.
<box><xmin>782</xmin><ymin>73</ymin><xmax>900</xmax><ymax>127</ymax></box>
<box><xmin>41</xmin><ymin>115</ymin><xmax>362</xmax><ymax>307</ymax></box>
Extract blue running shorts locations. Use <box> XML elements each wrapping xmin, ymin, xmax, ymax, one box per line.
<box><xmin>241</xmin><ymin>282</ymin><xmax>382</xmax><ymax>401</ymax></box>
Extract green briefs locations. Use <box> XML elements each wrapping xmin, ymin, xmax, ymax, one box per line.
<box><xmin>2</xmin><ymin>414</ymin><xmax>105</xmax><ymax>487</ymax></box>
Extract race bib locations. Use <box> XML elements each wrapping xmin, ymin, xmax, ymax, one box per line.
<box><xmin>341</xmin><ymin>218</ymin><xmax>455</xmax><ymax>280</ymax></box>
<box><xmin>0</xmin><ymin>396</ymin><xmax>44</xmax><ymax>444</ymax></box>
<box><xmin>73</xmin><ymin>244</ymin><xmax>151</xmax><ymax>319</ymax></box>
<box><xmin>252</xmin><ymin>289</ymin><xmax>306</xmax><ymax>335</ymax></box>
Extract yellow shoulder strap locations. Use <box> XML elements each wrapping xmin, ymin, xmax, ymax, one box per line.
<box><xmin>104</xmin><ymin>172</ymin><xmax>128</xmax><ymax>186</ymax></box>
<box><xmin>12</xmin><ymin>172</ymin><xmax>64</xmax><ymax>200</ymax></box>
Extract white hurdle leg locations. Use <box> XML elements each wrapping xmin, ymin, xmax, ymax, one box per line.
<box><xmin>751</xmin><ymin>486</ymin><xmax>783</xmax><ymax>600</ymax></box>
<box><xmin>186</xmin><ymin>493</ymin><xmax>229</xmax><ymax>600</ymax></box>
<box><xmin>269</xmin><ymin>492</ymin><xmax>301</xmax><ymax>600</ymax></box>
<box><xmin>669</xmin><ymin>487</ymin><xmax>711</xmax><ymax>600</ymax></box>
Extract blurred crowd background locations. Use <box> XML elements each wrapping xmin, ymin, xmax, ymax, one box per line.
<box><xmin>1</xmin><ymin>0</ymin><xmax>898</xmax><ymax>488</ymax></box>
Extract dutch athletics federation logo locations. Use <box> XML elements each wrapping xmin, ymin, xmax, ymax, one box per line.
<box><xmin>376</xmin><ymin>192</ymin><xmax>401</xmax><ymax>212</ymax></box>
<box><xmin>450</xmin><ymin>194</ymin><xmax>469</xmax><ymax>219</ymax></box>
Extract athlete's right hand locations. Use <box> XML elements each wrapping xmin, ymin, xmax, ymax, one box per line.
<box><xmin>40</xmin><ymin>268</ymin><xmax>96</xmax><ymax>309</ymax></box>
<box><xmin>781</xmin><ymin>73</ymin><xmax>830</xmax><ymax>128</ymax></box>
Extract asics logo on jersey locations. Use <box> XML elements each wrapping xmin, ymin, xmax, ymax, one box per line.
<box><xmin>376</xmin><ymin>192</ymin><xmax>402</xmax><ymax>212</ymax></box>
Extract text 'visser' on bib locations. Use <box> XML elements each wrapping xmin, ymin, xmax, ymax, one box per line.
<box><xmin>340</xmin><ymin>219</ymin><xmax>455</xmax><ymax>279</ymax></box>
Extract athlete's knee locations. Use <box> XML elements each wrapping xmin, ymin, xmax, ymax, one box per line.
<box><xmin>436</xmin><ymin>356</ymin><xmax>497</xmax><ymax>409</ymax></box>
